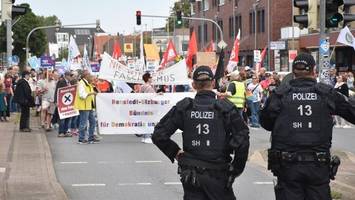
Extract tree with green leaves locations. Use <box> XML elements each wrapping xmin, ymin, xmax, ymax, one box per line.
<box><xmin>0</xmin><ymin>3</ymin><xmax>60</xmax><ymax>68</ymax></box>
<box><xmin>166</xmin><ymin>0</ymin><xmax>191</xmax><ymax>33</ymax></box>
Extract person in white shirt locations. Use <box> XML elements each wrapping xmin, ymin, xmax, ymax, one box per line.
<box><xmin>246</xmin><ymin>75</ymin><xmax>263</xmax><ymax>128</ymax></box>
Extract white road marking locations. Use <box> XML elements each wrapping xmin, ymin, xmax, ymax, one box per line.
<box><xmin>136</xmin><ymin>182</ymin><xmax>152</xmax><ymax>185</ymax></box>
<box><xmin>308</xmin><ymin>122</ymin><xmax>312</xmax><ymax>128</ymax></box>
<box><xmin>72</xmin><ymin>184</ymin><xmax>106</xmax><ymax>187</ymax></box>
<box><xmin>118</xmin><ymin>183</ymin><xmax>136</xmax><ymax>186</ymax></box>
<box><xmin>135</xmin><ymin>160</ymin><xmax>162</xmax><ymax>163</ymax></box>
<box><xmin>0</xmin><ymin>168</ymin><xmax>5</xmax><ymax>173</ymax></box>
<box><xmin>60</xmin><ymin>161</ymin><xmax>88</xmax><ymax>164</ymax></box>
<box><xmin>206</xmin><ymin>140</ymin><xmax>210</xmax><ymax>146</ymax></box>
<box><xmin>253</xmin><ymin>181</ymin><xmax>274</xmax><ymax>185</ymax></box>
<box><xmin>164</xmin><ymin>182</ymin><xmax>182</xmax><ymax>185</ymax></box>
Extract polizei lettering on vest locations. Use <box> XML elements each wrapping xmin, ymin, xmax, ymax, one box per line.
<box><xmin>292</xmin><ymin>93</ymin><xmax>318</xmax><ymax>101</ymax></box>
<box><xmin>190</xmin><ymin>111</ymin><xmax>214</xmax><ymax>119</ymax></box>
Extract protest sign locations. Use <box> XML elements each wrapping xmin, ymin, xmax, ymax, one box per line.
<box><xmin>99</xmin><ymin>53</ymin><xmax>190</xmax><ymax>85</ymax></box>
<box><xmin>57</xmin><ymin>85</ymin><xmax>79</xmax><ymax>119</ymax></box>
<box><xmin>196</xmin><ymin>52</ymin><xmax>216</xmax><ymax>67</ymax></box>
<box><xmin>96</xmin><ymin>92</ymin><xmax>195</xmax><ymax>134</ymax></box>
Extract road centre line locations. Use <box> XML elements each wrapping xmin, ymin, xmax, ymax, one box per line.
<box><xmin>253</xmin><ymin>181</ymin><xmax>274</xmax><ymax>185</ymax></box>
<box><xmin>72</xmin><ymin>184</ymin><xmax>106</xmax><ymax>187</ymax></box>
<box><xmin>164</xmin><ymin>182</ymin><xmax>182</xmax><ymax>185</ymax></box>
<box><xmin>60</xmin><ymin>161</ymin><xmax>88</xmax><ymax>164</ymax></box>
<box><xmin>135</xmin><ymin>160</ymin><xmax>162</xmax><ymax>163</ymax></box>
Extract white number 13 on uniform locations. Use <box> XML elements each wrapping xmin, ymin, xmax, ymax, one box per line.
<box><xmin>297</xmin><ymin>105</ymin><xmax>312</xmax><ymax>116</ymax></box>
<box><xmin>196</xmin><ymin>124</ymin><xmax>210</xmax><ymax>134</ymax></box>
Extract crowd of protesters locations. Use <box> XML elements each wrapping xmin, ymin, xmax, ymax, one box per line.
<box><xmin>0</xmin><ymin>64</ymin><xmax>354</xmax><ymax>143</ymax></box>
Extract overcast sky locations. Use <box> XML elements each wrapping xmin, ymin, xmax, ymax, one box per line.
<box><xmin>16</xmin><ymin>0</ymin><xmax>176</xmax><ymax>34</ymax></box>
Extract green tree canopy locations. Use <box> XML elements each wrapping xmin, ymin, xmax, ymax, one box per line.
<box><xmin>0</xmin><ymin>3</ymin><xmax>60</xmax><ymax>68</ymax></box>
<box><xmin>166</xmin><ymin>0</ymin><xmax>191</xmax><ymax>33</ymax></box>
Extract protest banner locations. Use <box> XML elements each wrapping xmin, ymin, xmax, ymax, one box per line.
<box><xmin>57</xmin><ymin>85</ymin><xmax>79</xmax><ymax>119</ymax></box>
<box><xmin>99</xmin><ymin>53</ymin><xmax>190</xmax><ymax>85</ymax></box>
<box><xmin>40</xmin><ymin>56</ymin><xmax>55</xmax><ymax>68</ymax></box>
<box><xmin>196</xmin><ymin>52</ymin><xmax>216</xmax><ymax>67</ymax></box>
<box><xmin>96</xmin><ymin>92</ymin><xmax>195</xmax><ymax>134</ymax></box>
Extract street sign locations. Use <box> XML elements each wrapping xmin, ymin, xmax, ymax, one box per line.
<box><xmin>253</xmin><ymin>50</ymin><xmax>261</xmax><ymax>63</ymax></box>
<box><xmin>218</xmin><ymin>40</ymin><xmax>227</xmax><ymax>49</ymax></box>
<box><xmin>319</xmin><ymin>38</ymin><xmax>330</xmax><ymax>57</ymax></box>
<box><xmin>270</xmin><ymin>41</ymin><xmax>286</xmax><ymax>50</ymax></box>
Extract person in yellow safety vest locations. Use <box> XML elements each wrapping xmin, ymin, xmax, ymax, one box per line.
<box><xmin>218</xmin><ymin>70</ymin><xmax>246</xmax><ymax>117</ymax></box>
<box><xmin>74</xmin><ymin>71</ymin><xmax>99</xmax><ymax>144</ymax></box>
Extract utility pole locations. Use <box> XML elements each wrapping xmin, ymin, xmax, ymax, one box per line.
<box><xmin>6</xmin><ymin>19</ymin><xmax>12</xmax><ymax>67</ymax></box>
<box><xmin>318</xmin><ymin>0</ymin><xmax>331</xmax><ymax>84</ymax></box>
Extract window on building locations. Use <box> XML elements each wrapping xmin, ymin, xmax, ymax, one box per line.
<box><xmin>212</xmin><ymin>0</ymin><xmax>218</xmax><ymax>8</ymax></box>
<box><xmin>229</xmin><ymin>16</ymin><xmax>233</xmax><ymax>38</ymax></box>
<box><xmin>203</xmin><ymin>0</ymin><xmax>209</xmax><ymax>11</ymax></box>
<box><xmin>191</xmin><ymin>3</ymin><xmax>195</xmax><ymax>15</ymax></box>
<box><xmin>249</xmin><ymin>12</ymin><xmax>253</xmax><ymax>34</ymax></box>
<box><xmin>219</xmin><ymin>0</ymin><xmax>225</xmax><ymax>6</ymax></box>
<box><xmin>204</xmin><ymin>23</ymin><xmax>208</xmax><ymax>43</ymax></box>
<box><xmin>217</xmin><ymin>20</ymin><xmax>223</xmax><ymax>41</ymax></box>
<box><xmin>197</xmin><ymin>2</ymin><xmax>201</xmax><ymax>12</ymax></box>
<box><xmin>198</xmin><ymin>25</ymin><xmax>202</xmax><ymax>44</ymax></box>
<box><xmin>256</xmin><ymin>10</ymin><xmax>265</xmax><ymax>33</ymax></box>
<box><xmin>56</xmin><ymin>33</ymin><xmax>69</xmax><ymax>43</ymax></box>
<box><xmin>182</xmin><ymin>41</ymin><xmax>189</xmax><ymax>51</ymax></box>
<box><xmin>235</xmin><ymin>15</ymin><xmax>242</xmax><ymax>38</ymax></box>
<box><xmin>261</xmin><ymin>10</ymin><xmax>265</xmax><ymax>32</ymax></box>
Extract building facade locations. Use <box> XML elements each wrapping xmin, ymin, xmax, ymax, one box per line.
<box><xmin>189</xmin><ymin>0</ymin><xmax>355</xmax><ymax>72</ymax></box>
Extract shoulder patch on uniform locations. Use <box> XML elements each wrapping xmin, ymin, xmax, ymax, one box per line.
<box><xmin>176</xmin><ymin>97</ymin><xmax>193</xmax><ymax>111</ymax></box>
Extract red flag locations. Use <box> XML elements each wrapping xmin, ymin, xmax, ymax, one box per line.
<box><xmin>205</xmin><ymin>40</ymin><xmax>214</xmax><ymax>52</ymax></box>
<box><xmin>256</xmin><ymin>46</ymin><xmax>267</xmax><ymax>73</ymax></box>
<box><xmin>227</xmin><ymin>29</ymin><xmax>240</xmax><ymax>72</ymax></box>
<box><xmin>260</xmin><ymin>46</ymin><xmax>267</xmax><ymax>63</ymax></box>
<box><xmin>160</xmin><ymin>39</ymin><xmax>178</xmax><ymax>68</ymax></box>
<box><xmin>112</xmin><ymin>40</ymin><xmax>122</xmax><ymax>59</ymax></box>
<box><xmin>186</xmin><ymin>30</ymin><xmax>198</xmax><ymax>71</ymax></box>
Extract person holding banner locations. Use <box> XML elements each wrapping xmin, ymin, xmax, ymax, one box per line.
<box><xmin>152</xmin><ymin>66</ymin><xmax>250</xmax><ymax>200</ymax></box>
<box><xmin>74</xmin><ymin>71</ymin><xmax>99</xmax><ymax>144</ymax></box>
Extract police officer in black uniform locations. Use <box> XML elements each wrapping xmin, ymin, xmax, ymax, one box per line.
<box><xmin>260</xmin><ymin>53</ymin><xmax>355</xmax><ymax>200</ymax></box>
<box><xmin>152</xmin><ymin>66</ymin><xmax>250</xmax><ymax>200</ymax></box>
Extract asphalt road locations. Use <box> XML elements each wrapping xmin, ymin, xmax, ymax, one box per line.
<box><xmin>47</xmin><ymin>127</ymin><xmax>354</xmax><ymax>200</ymax></box>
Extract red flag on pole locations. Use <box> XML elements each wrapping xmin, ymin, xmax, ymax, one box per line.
<box><xmin>112</xmin><ymin>40</ymin><xmax>122</xmax><ymax>59</ymax></box>
<box><xmin>227</xmin><ymin>29</ymin><xmax>240</xmax><ymax>72</ymax></box>
<box><xmin>256</xmin><ymin>46</ymin><xmax>267</xmax><ymax>73</ymax></box>
<box><xmin>160</xmin><ymin>39</ymin><xmax>178</xmax><ymax>68</ymax></box>
<box><xmin>186</xmin><ymin>30</ymin><xmax>198</xmax><ymax>71</ymax></box>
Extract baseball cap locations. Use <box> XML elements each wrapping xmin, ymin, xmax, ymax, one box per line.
<box><xmin>193</xmin><ymin>66</ymin><xmax>214</xmax><ymax>81</ymax></box>
<box><xmin>292</xmin><ymin>53</ymin><xmax>316</xmax><ymax>71</ymax></box>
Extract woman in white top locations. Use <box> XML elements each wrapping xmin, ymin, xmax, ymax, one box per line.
<box><xmin>246</xmin><ymin>75</ymin><xmax>263</xmax><ymax>128</ymax></box>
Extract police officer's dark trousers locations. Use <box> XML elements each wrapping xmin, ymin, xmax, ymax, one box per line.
<box><xmin>182</xmin><ymin>170</ymin><xmax>236</xmax><ymax>200</ymax></box>
<box><xmin>275</xmin><ymin>163</ymin><xmax>331</xmax><ymax>200</ymax></box>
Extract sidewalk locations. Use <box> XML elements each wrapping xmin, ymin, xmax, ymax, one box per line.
<box><xmin>0</xmin><ymin>113</ymin><xmax>67</xmax><ymax>200</ymax></box>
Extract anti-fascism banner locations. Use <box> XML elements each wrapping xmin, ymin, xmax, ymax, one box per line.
<box><xmin>99</xmin><ymin>53</ymin><xmax>190</xmax><ymax>85</ymax></box>
<box><xmin>96</xmin><ymin>92</ymin><xmax>195</xmax><ymax>134</ymax></box>
<box><xmin>57</xmin><ymin>85</ymin><xmax>79</xmax><ymax>119</ymax></box>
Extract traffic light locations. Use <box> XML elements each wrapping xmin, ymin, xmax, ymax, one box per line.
<box><xmin>293</xmin><ymin>0</ymin><xmax>318</xmax><ymax>30</ymax></box>
<box><xmin>1</xmin><ymin>0</ymin><xmax>14</xmax><ymax>22</ymax></box>
<box><xmin>326</xmin><ymin>0</ymin><xmax>344</xmax><ymax>28</ymax></box>
<box><xmin>340</xmin><ymin>0</ymin><xmax>355</xmax><ymax>27</ymax></box>
<box><xmin>136</xmin><ymin>10</ymin><xmax>141</xmax><ymax>25</ymax></box>
<box><xmin>176</xmin><ymin>10</ymin><xmax>182</xmax><ymax>26</ymax></box>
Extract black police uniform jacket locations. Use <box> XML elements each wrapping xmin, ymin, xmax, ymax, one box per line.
<box><xmin>152</xmin><ymin>90</ymin><xmax>250</xmax><ymax>173</ymax></box>
<box><xmin>260</xmin><ymin>78</ymin><xmax>355</xmax><ymax>152</ymax></box>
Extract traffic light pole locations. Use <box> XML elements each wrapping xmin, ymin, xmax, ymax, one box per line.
<box><xmin>318</xmin><ymin>0</ymin><xmax>331</xmax><ymax>84</ymax></box>
<box><xmin>6</xmin><ymin>19</ymin><xmax>12</xmax><ymax>67</ymax></box>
